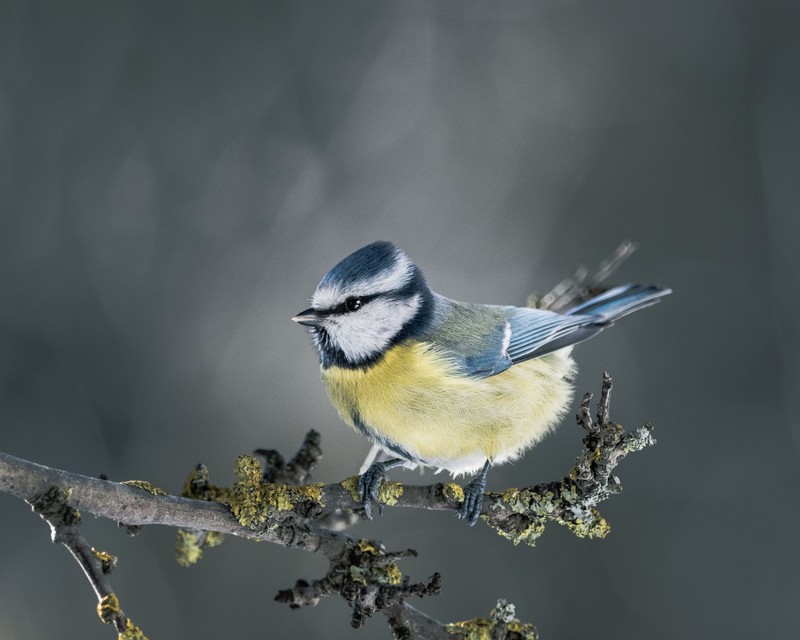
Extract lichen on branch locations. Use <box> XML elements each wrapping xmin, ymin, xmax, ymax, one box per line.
<box><xmin>481</xmin><ymin>372</ymin><xmax>655</xmax><ymax>547</ymax></box>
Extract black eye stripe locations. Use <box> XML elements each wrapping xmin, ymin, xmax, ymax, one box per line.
<box><xmin>327</xmin><ymin>294</ymin><xmax>379</xmax><ymax>315</ymax></box>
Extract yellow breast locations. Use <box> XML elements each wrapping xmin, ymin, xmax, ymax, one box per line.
<box><xmin>321</xmin><ymin>341</ymin><xmax>576</xmax><ymax>475</ymax></box>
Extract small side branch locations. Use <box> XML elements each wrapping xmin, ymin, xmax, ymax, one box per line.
<box><xmin>481</xmin><ymin>372</ymin><xmax>655</xmax><ymax>546</ymax></box>
<box><xmin>256</xmin><ymin>428</ymin><xmax>323</xmax><ymax>485</ymax></box>
<box><xmin>27</xmin><ymin>487</ymin><xmax>146</xmax><ymax>638</ymax></box>
<box><xmin>532</xmin><ymin>240</ymin><xmax>639</xmax><ymax>313</ymax></box>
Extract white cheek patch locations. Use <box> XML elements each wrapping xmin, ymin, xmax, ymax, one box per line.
<box><xmin>311</xmin><ymin>254</ymin><xmax>414</xmax><ymax>310</ymax></box>
<box><xmin>326</xmin><ymin>294</ymin><xmax>421</xmax><ymax>362</ymax></box>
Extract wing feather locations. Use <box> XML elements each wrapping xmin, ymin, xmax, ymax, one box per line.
<box><xmin>426</xmin><ymin>284</ymin><xmax>670</xmax><ymax>376</ymax></box>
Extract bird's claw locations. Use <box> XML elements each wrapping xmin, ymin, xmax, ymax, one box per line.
<box><xmin>456</xmin><ymin>476</ymin><xmax>487</xmax><ymax>526</ymax></box>
<box><xmin>357</xmin><ymin>461</ymin><xmax>388</xmax><ymax>520</ymax></box>
<box><xmin>456</xmin><ymin>483</ymin><xmax>484</xmax><ymax>526</ymax></box>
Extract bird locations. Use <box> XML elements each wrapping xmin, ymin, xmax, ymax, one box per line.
<box><xmin>293</xmin><ymin>241</ymin><xmax>670</xmax><ymax>525</ymax></box>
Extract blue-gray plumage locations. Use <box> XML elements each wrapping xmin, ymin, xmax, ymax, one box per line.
<box><xmin>293</xmin><ymin>241</ymin><xmax>670</xmax><ymax>525</ymax></box>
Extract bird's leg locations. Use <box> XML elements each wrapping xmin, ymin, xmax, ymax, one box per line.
<box><xmin>357</xmin><ymin>458</ymin><xmax>405</xmax><ymax>520</ymax></box>
<box><xmin>457</xmin><ymin>460</ymin><xmax>492</xmax><ymax>526</ymax></box>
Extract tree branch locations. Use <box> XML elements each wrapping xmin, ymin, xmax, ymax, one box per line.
<box><xmin>0</xmin><ymin>372</ymin><xmax>653</xmax><ymax>638</ymax></box>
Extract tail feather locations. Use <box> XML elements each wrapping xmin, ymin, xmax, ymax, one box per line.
<box><xmin>565</xmin><ymin>284</ymin><xmax>671</xmax><ymax>321</ymax></box>
<box><xmin>506</xmin><ymin>283</ymin><xmax>671</xmax><ymax>364</ymax></box>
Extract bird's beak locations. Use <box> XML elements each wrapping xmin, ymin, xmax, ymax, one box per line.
<box><xmin>292</xmin><ymin>307</ymin><xmax>324</xmax><ymax>327</ymax></box>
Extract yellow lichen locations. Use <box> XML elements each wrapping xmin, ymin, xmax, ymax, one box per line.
<box><xmin>175</xmin><ymin>528</ymin><xmax>226</xmax><ymax>567</ymax></box>
<box><xmin>228</xmin><ymin>455</ymin><xmax>325</xmax><ymax>529</ymax></box>
<box><xmin>229</xmin><ymin>481</ymin><xmax>268</xmax><ymax>529</ymax></box>
<box><xmin>374</xmin><ymin>562</ymin><xmax>403</xmax><ymax>586</ymax></box>
<box><xmin>341</xmin><ymin>476</ymin><xmax>360</xmax><ymax>502</ymax></box>
<box><xmin>507</xmin><ymin>620</ymin><xmax>538</xmax><ymax>639</ymax></box>
<box><xmin>175</xmin><ymin>530</ymin><xmax>204</xmax><ymax>567</ymax></box>
<box><xmin>340</xmin><ymin>476</ymin><xmax>402</xmax><ymax>508</ymax></box>
<box><xmin>446</xmin><ymin>615</ymin><xmax>537</xmax><ymax>640</ymax></box>
<box><xmin>492</xmin><ymin>483</ymin><xmax>611</xmax><ymax>545</ymax></box>
<box><xmin>565</xmin><ymin>509</ymin><xmax>611</xmax><ymax>539</ymax></box>
<box><xmin>91</xmin><ymin>548</ymin><xmax>117</xmax><ymax>574</ymax></box>
<box><xmin>491</xmin><ymin>517</ymin><xmax>546</xmax><ymax>547</ymax></box>
<box><xmin>228</xmin><ymin>455</ymin><xmax>275</xmax><ymax>528</ymax></box>
<box><xmin>296</xmin><ymin>483</ymin><xmax>325</xmax><ymax>506</ymax></box>
<box><xmin>500</xmin><ymin>487</ymin><xmax>556</xmax><ymax>518</ymax></box>
<box><xmin>204</xmin><ymin>530</ymin><xmax>225</xmax><ymax>547</ymax></box>
<box><xmin>234</xmin><ymin>455</ymin><xmax>263</xmax><ymax>482</ymax></box>
<box><xmin>357</xmin><ymin>539</ymin><xmax>381</xmax><ymax>555</ymax></box>
<box><xmin>175</xmin><ymin>465</ymin><xmax>230</xmax><ymax>566</ymax></box>
<box><xmin>119</xmin><ymin>618</ymin><xmax>149</xmax><ymax>640</ymax></box>
<box><xmin>267</xmin><ymin>484</ymin><xmax>294</xmax><ymax>511</ymax></box>
<box><xmin>121</xmin><ymin>480</ymin><xmax>168</xmax><ymax>496</ymax></box>
<box><xmin>442</xmin><ymin>482</ymin><xmax>465</xmax><ymax>504</ymax></box>
<box><xmin>351</xmin><ymin>539</ymin><xmax>403</xmax><ymax>586</ymax></box>
<box><xmin>97</xmin><ymin>593</ymin><xmax>121</xmax><ymax>624</ymax></box>
<box><xmin>377</xmin><ymin>481</ymin><xmax>403</xmax><ymax>506</ymax></box>
<box><xmin>445</xmin><ymin>617</ymin><xmax>493</xmax><ymax>640</ymax></box>
<box><xmin>265</xmin><ymin>483</ymin><xmax>324</xmax><ymax>512</ymax></box>
<box><xmin>501</xmin><ymin>487</ymin><xmax>526</xmax><ymax>513</ymax></box>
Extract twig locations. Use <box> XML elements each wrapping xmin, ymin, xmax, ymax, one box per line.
<box><xmin>255</xmin><ymin>428</ymin><xmax>323</xmax><ymax>485</ymax></box>
<box><xmin>481</xmin><ymin>373</ymin><xmax>655</xmax><ymax>547</ymax></box>
<box><xmin>586</xmin><ymin>240</ymin><xmax>640</xmax><ymax>290</ymax></box>
<box><xmin>27</xmin><ymin>486</ymin><xmax>144</xmax><ymax>637</ymax></box>
<box><xmin>532</xmin><ymin>240</ymin><xmax>639</xmax><ymax>313</ymax></box>
<box><xmin>596</xmin><ymin>371</ymin><xmax>613</xmax><ymax>428</ymax></box>
<box><xmin>385</xmin><ymin>602</ymin><xmax>453</xmax><ymax>640</ymax></box>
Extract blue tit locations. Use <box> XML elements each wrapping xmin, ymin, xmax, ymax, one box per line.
<box><xmin>293</xmin><ymin>241</ymin><xmax>670</xmax><ymax>525</ymax></box>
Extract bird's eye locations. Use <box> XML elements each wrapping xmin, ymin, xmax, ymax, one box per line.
<box><xmin>345</xmin><ymin>297</ymin><xmax>363</xmax><ymax>312</ymax></box>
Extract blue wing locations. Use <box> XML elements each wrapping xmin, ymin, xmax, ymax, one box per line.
<box><xmin>427</xmin><ymin>284</ymin><xmax>670</xmax><ymax>378</ymax></box>
<box><xmin>505</xmin><ymin>284</ymin><xmax>670</xmax><ymax>364</ymax></box>
<box><xmin>425</xmin><ymin>295</ymin><xmax>514</xmax><ymax>377</ymax></box>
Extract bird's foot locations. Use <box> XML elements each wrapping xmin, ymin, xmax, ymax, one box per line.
<box><xmin>357</xmin><ymin>458</ymin><xmax>404</xmax><ymax>520</ymax></box>
<box><xmin>456</xmin><ymin>478</ymin><xmax>486</xmax><ymax>526</ymax></box>
<box><xmin>456</xmin><ymin>460</ymin><xmax>492</xmax><ymax>526</ymax></box>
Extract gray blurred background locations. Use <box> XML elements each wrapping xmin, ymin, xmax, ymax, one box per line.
<box><xmin>1</xmin><ymin>1</ymin><xmax>798</xmax><ymax>638</ymax></box>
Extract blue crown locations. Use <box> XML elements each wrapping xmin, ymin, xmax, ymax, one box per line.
<box><xmin>319</xmin><ymin>241</ymin><xmax>403</xmax><ymax>290</ymax></box>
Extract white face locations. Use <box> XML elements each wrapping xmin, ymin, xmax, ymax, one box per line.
<box><xmin>317</xmin><ymin>293</ymin><xmax>421</xmax><ymax>363</ymax></box>
<box><xmin>309</xmin><ymin>251</ymin><xmax>422</xmax><ymax>363</ymax></box>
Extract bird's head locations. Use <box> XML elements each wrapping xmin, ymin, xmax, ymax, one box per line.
<box><xmin>293</xmin><ymin>241</ymin><xmax>433</xmax><ymax>368</ymax></box>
